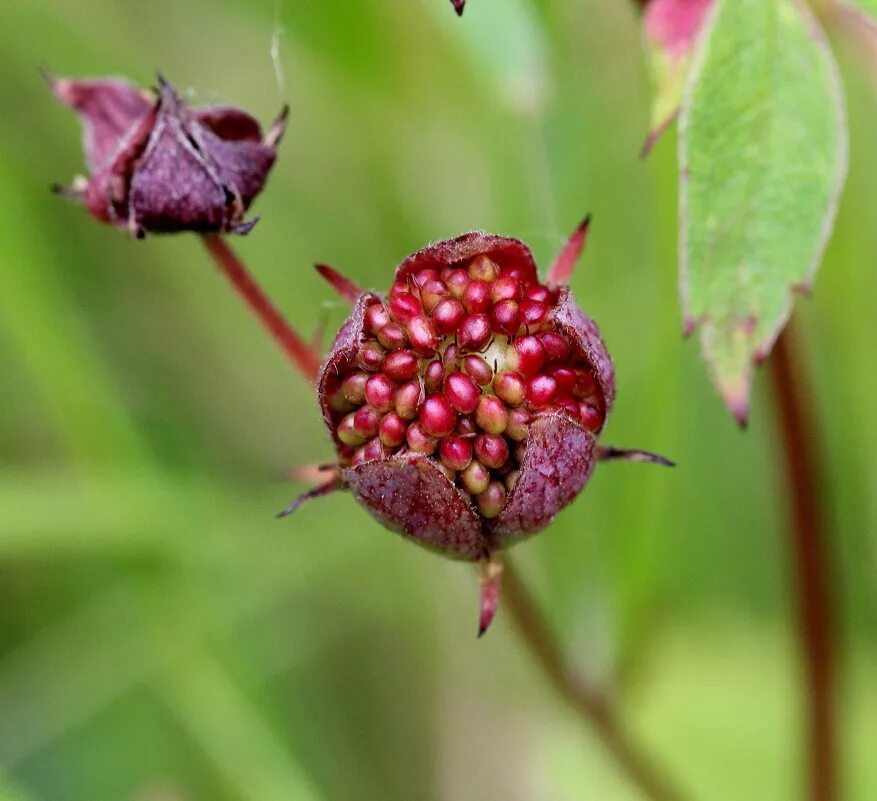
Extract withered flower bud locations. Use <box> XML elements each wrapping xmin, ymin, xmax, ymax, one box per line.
<box><xmin>49</xmin><ymin>72</ymin><xmax>288</xmax><ymax>237</ymax></box>
<box><xmin>283</xmin><ymin>219</ymin><xmax>673</xmax><ymax>635</ymax></box>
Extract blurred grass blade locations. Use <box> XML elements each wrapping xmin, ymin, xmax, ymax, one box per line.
<box><xmin>0</xmin><ymin>152</ymin><xmax>152</xmax><ymax>469</ymax></box>
<box><xmin>0</xmin><ymin>585</ymin><xmax>169</xmax><ymax>766</ymax></box>
<box><xmin>679</xmin><ymin>0</ymin><xmax>847</xmax><ymax>424</ymax></box>
<box><xmin>0</xmin><ymin>774</ymin><xmax>35</xmax><ymax>801</ymax></box>
<box><xmin>159</xmin><ymin>652</ymin><xmax>324</xmax><ymax>801</ymax></box>
<box><xmin>448</xmin><ymin>0</ymin><xmax>549</xmax><ymax>114</ymax></box>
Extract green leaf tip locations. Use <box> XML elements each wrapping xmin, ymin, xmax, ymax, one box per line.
<box><xmin>679</xmin><ymin>0</ymin><xmax>848</xmax><ymax>424</ymax></box>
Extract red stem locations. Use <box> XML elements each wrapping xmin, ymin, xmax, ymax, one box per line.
<box><xmin>201</xmin><ymin>234</ymin><xmax>321</xmax><ymax>383</ymax></box>
<box><xmin>768</xmin><ymin>324</ymin><xmax>836</xmax><ymax>801</ymax></box>
<box><xmin>503</xmin><ymin>561</ymin><xmax>691</xmax><ymax>801</ymax></box>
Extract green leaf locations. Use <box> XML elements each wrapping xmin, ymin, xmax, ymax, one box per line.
<box><xmin>679</xmin><ymin>0</ymin><xmax>847</xmax><ymax>423</ymax></box>
<box><xmin>641</xmin><ymin>0</ymin><xmax>715</xmax><ymax>156</ymax></box>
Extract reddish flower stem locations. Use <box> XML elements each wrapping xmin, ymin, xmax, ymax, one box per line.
<box><xmin>768</xmin><ymin>324</ymin><xmax>836</xmax><ymax>801</ymax></box>
<box><xmin>201</xmin><ymin>234</ymin><xmax>321</xmax><ymax>383</ymax></box>
<box><xmin>502</xmin><ymin>560</ymin><xmax>691</xmax><ymax>801</ymax></box>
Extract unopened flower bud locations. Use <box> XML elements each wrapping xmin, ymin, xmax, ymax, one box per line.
<box><xmin>476</xmin><ymin>481</ymin><xmax>507</xmax><ymax>518</ymax></box>
<box><xmin>463</xmin><ymin>354</ymin><xmax>493</xmax><ymax>386</ymax></box>
<box><xmin>440</xmin><ymin>435</ymin><xmax>474</xmax><ymax>472</ymax></box>
<box><xmin>395</xmin><ymin>381</ymin><xmax>422</xmax><ymax>419</ymax></box>
<box><xmin>468</xmin><ymin>255</ymin><xmax>500</xmax><ymax>282</ymax></box>
<box><xmin>51</xmin><ymin>74</ymin><xmax>287</xmax><ymax>236</ymax></box>
<box><xmin>475</xmin><ymin>395</ymin><xmax>508</xmax><ymax>434</ymax></box>
<box><xmin>461</xmin><ymin>460</ymin><xmax>491</xmax><ymax>495</ymax></box>
<box><xmin>493</xmin><ymin>371</ymin><xmax>526</xmax><ymax>407</ymax></box>
<box><xmin>420</xmin><ymin>395</ymin><xmax>457</xmax><ymax>437</ymax></box>
<box><xmin>445</xmin><ymin>371</ymin><xmax>480</xmax><ymax>414</ymax></box>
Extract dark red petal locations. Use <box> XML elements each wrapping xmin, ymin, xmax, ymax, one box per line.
<box><xmin>83</xmin><ymin>101</ymin><xmax>159</xmax><ymax>227</ymax></box>
<box><xmin>395</xmin><ymin>232</ymin><xmax>539</xmax><ymax>287</ymax></box>
<box><xmin>194</xmin><ymin>106</ymin><xmax>263</xmax><ymax>142</ymax></box>
<box><xmin>318</xmin><ymin>292</ymin><xmax>379</xmax><ymax>446</ymax></box>
<box><xmin>191</xmin><ymin>112</ymin><xmax>280</xmax><ymax>210</ymax></box>
<box><xmin>344</xmin><ymin>454</ymin><xmax>486</xmax><ymax>561</ymax></box>
<box><xmin>489</xmin><ymin>413</ymin><xmax>597</xmax><ymax>549</ymax></box>
<box><xmin>50</xmin><ymin>75</ymin><xmax>153</xmax><ymax>172</ymax></box>
<box><xmin>551</xmin><ymin>288</ymin><xmax>616</xmax><ymax>416</ymax></box>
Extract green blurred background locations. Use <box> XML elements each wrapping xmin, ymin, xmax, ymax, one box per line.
<box><xmin>0</xmin><ymin>0</ymin><xmax>875</xmax><ymax>799</ymax></box>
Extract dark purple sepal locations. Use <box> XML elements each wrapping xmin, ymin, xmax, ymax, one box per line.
<box><xmin>450</xmin><ymin>0</ymin><xmax>466</xmax><ymax>15</ymax></box>
<box><xmin>489</xmin><ymin>413</ymin><xmax>597</xmax><ymax>549</ymax></box>
<box><xmin>344</xmin><ymin>454</ymin><xmax>487</xmax><ymax>561</ymax></box>
<box><xmin>125</xmin><ymin>77</ymin><xmax>281</xmax><ymax>235</ymax></box>
<box><xmin>317</xmin><ymin>292</ymin><xmax>379</xmax><ymax>446</ymax></box>
<box><xmin>552</xmin><ymin>288</ymin><xmax>616</xmax><ymax>419</ymax></box>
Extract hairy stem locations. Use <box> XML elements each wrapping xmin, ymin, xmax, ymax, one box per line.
<box><xmin>201</xmin><ymin>234</ymin><xmax>321</xmax><ymax>383</ymax></box>
<box><xmin>768</xmin><ymin>324</ymin><xmax>836</xmax><ymax>801</ymax></box>
<box><xmin>502</xmin><ymin>560</ymin><xmax>691</xmax><ymax>801</ymax></box>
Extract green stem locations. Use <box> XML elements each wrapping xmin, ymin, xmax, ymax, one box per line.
<box><xmin>503</xmin><ymin>560</ymin><xmax>692</xmax><ymax>801</ymax></box>
<box><xmin>768</xmin><ymin>323</ymin><xmax>836</xmax><ymax>801</ymax></box>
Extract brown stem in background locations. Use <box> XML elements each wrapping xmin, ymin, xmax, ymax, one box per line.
<box><xmin>201</xmin><ymin>235</ymin><xmax>321</xmax><ymax>383</ymax></box>
<box><xmin>502</xmin><ymin>560</ymin><xmax>692</xmax><ymax>801</ymax></box>
<box><xmin>768</xmin><ymin>324</ymin><xmax>836</xmax><ymax>801</ymax></box>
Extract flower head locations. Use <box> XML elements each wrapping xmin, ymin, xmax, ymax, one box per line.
<box><xmin>49</xmin><ymin>72</ymin><xmax>288</xmax><ymax>237</ymax></box>
<box><xmin>287</xmin><ymin>220</ymin><xmax>671</xmax><ymax>634</ymax></box>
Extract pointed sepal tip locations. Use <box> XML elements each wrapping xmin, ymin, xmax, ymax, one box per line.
<box><xmin>548</xmin><ymin>214</ymin><xmax>592</xmax><ymax>287</ymax></box>
<box><xmin>477</xmin><ymin>558</ymin><xmax>503</xmax><ymax>638</ymax></box>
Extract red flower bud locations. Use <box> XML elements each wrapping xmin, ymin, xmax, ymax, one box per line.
<box><xmin>379</xmin><ymin>412</ymin><xmax>407</xmax><ymax>448</ymax></box>
<box><xmin>433</xmin><ymin>298</ymin><xmax>467</xmax><ymax>334</ymax></box>
<box><xmin>493</xmin><ymin>371</ymin><xmax>526</xmax><ymax>407</ymax></box>
<box><xmin>407</xmin><ymin>314</ymin><xmax>439</xmax><ymax>356</ymax></box>
<box><xmin>462</xmin><ymin>354</ymin><xmax>493</xmax><ymax>386</ymax></box>
<box><xmin>364</xmin><ymin>374</ymin><xmax>396</xmax><ymax>412</ymax></box>
<box><xmin>507</xmin><ymin>335</ymin><xmax>545</xmax><ymax>376</ymax></box>
<box><xmin>395</xmin><ymin>381</ymin><xmax>422</xmax><ymax>419</ymax></box>
<box><xmin>440</xmin><ymin>435</ymin><xmax>474</xmax><ymax>472</ymax></box>
<box><xmin>445</xmin><ymin>371</ymin><xmax>481</xmax><ymax>414</ymax></box>
<box><xmin>491</xmin><ymin>299</ymin><xmax>521</xmax><ymax>337</ymax></box>
<box><xmin>377</xmin><ymin>322</ymin><xmax>408</xmax><ymax>350</ymax></box>
<box><xmin>475</xmin><ymin>395</ymin><xmax>508</xmax><ymax>435</ymax></box>
<box><xmin>474</xmin><ymin>434</ymin><xmax>509</xmax><ymax>469</ymax></box>
<box><xmin>458</xmin><ymin>313</ymin><xmax>492</xmax><ymax>352</ymax></box>
<box><xmin>383</xmin><ymin>349</ymin><xmax>419</xmax><ymax>382</ymax></box>
<box><xmin>420</xmin><ymin>395</ymin><xmax>457</xmax><ymax>438</ymax></box>
<box><xmin>463</xmin><ymin>281</ymin><xmax>492</xmax><ymax>314</ymax></box>
<box><xmin>287</xmin><ymin>224</ymin><xmax>670</xmax><ymax>635</ymax></box>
